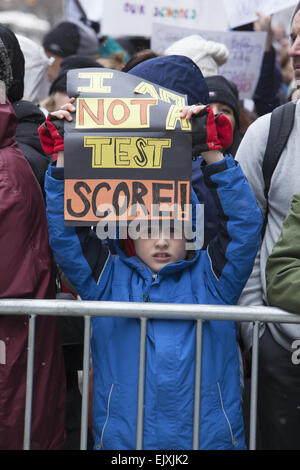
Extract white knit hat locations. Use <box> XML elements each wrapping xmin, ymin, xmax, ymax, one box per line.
<box><xmin>164</xmin><ymin>35</ymin><xmax>229</xmax><ymax>77</ymax></box>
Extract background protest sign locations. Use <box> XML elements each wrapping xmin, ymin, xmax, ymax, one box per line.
<box><xmin>151</xmin><ymin>24</ymin><xmax>267</xmax><ymax>100</ymax></box>
<box><xmin>64</xmin><ymin>68</ymin><xmax>192</xmax><ymax>226</ymax></box>
<box><xmin>222</xmin><ymin>0</ymin><xmax>298</xmax><ymax>29</ymax></box>
<box><xmin>101</xmin><ymin>0</ymin><xmax>228</xmax><ymax>37</ymax></box>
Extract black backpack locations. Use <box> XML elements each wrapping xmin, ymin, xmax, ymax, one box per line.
<box><xmin>261</xmin><ymin>100</ymin><xmax>296</xmax><ymax>236</ymax></box>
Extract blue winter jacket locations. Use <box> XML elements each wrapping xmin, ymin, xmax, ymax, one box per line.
<box><xmin>45</xmin><ymin>155</ymin><xmax>262</xmax><ymax>450</ymax></box>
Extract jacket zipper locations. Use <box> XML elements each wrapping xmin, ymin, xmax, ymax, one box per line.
<box><xmin>141</xmin><ymin>272</ymin><xmax>157</xmax><ymax>302</ymax></box>
<box><xmin>217</xmin><ymin>382</ymin><xmax>238</xmax><ymax>447</ymax></box>
<box><xmin>97</xmin><ymin>383</ymin><xmax>114</xmax><ymax>449</ymax></box>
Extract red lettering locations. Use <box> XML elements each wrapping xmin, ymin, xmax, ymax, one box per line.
<box><xmin>79</xmin><ymin>98</ymin><xmax>104</xmax><ymax>126</ymax></box>
<box><xmin>130</xmin><ymin>99</ymin><xmax>157</xmax><ymax>125</ymax></box>
<box><xmin>107</xmin><ymin>99</ymin><xmax>130</xmax><ymax>125</ymax></box>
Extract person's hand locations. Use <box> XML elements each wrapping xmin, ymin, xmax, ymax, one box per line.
<box><xmin>180</xmin><ymin>103</ymin><xmax>206</xmax><ymax>121</ymax></box>
<box><xmin>51</xmin><ymin>96</ymin><xmax>76</xmax><ymax>121</ymax></box>
<box><xmin>38</xmin><ymin>114</ymin><xmax>65</xmax><ymax>157</ymax></box>
<box><xmin>181</xmin><ymin>104</ymin><xmax>233</xmax><ymax>151</ymax></box>
<box><xmin>38</xmin><ymin>97</ymin><xmax>76</xmax><ymax>161</ymax></box>
<box><xmin>254</xmin><ymin>10</ymin><xmax>272</xmax><ymax>51</ymax></box>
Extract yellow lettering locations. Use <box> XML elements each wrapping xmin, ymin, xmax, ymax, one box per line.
<box><xmin>76</xmin><ymin>97</ymin><xmax>157</xmax><ymax>129</ymax></box>
<box><xmin>115</xmin><ymin>138</ymin><xmax>131</xmax><ymax>166</ymax></box>
<box><xmin>165</xmin><ymin>105</ymin><xmax>191</xmax><ymax>131</ymax></box>
<box><xmin>134</xmin><ymin>82</ymin><xmax>186</xmax><ymax>107</ymax></box>
<box><xmin>159</xmin><ymin>88</ymin><xmax>186</xmax><ymax>106</ymax></box>
<box><xmin>146</xmin><ymin>139</ymin><xmax>171</xmax><ymax>166</ymax></box>
<box><xmin>83</xmin><ymin>136</ymin><xmax>171</xmax><ymax>169</ymax></box>
<box><xmin>84</xmin><ymin>137</ymin><xmax>112</xmax><ymax>167</ymax></box>
<box><xmin>77</xmin><ymin>72</ymin><xmax>113</xmax><ymax>93</ymax></box>
<box><xmin>134</xmin><ymin>82</ymin><xmax>160</xmax><ymax>99</ymax></box>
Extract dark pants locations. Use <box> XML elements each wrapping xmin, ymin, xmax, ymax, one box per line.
<box><xmin>256</xmin><ymin>326</ymin><xmax>300</xmax><ymax>450</ymax></box>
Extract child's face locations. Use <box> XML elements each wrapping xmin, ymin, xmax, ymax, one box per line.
<box><xmin>133</xmin><ymin>228</ymin><xmax>187</xmax><ymax>273</ymax></box>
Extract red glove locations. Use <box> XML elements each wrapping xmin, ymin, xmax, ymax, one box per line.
<box><xmin>38</xmin><ymin>114</ymin><xmax>64</xmax><ymax>159</ymax></box>
<box><xmin>192</xmin><ymin>105</ymin><xmax>233</xmax><ymax>156</ymax></box>
<box><xmin>214</xmin><ymin>112</ymin><xmax>233</xmax><ymax>151</ymax></box>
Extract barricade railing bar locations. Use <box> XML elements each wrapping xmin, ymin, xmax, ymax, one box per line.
<box><xmin>0</xmin><ymin>299</ymin><xmax>299</xmax><ymax>451</ymax></box>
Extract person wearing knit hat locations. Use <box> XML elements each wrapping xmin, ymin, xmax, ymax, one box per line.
<box><xmin>191</xmin><ymin>74</ymin><xmax>243</xmax><ymax>248</ymax></box>
<box><xmin>206</xmin><ymin>75</ymin><xmax>239</xmax><ymax>129</ymax></box>
<box><xmin>0</xmin><ymin>24</ymin><xmax>52</xmax><ymax>190</ymax></box>
<box><xmin>0</xmin><ymin>29</ymin><xmax>66</xmax><ymax>451</ymax></box>
<box><xmin>43</xmin><ymin>20</ymin><xmax>100</xmax><ymax>83</ymax></box>
<box><xmin>206</xmin><ymin>75</ymin><xmax>242</xmax><ymax>157</ymax></box>
<box><xmin>164</xmin><ymin>34</ymin><xmax>229</xmax><ymax>77</ymax></box>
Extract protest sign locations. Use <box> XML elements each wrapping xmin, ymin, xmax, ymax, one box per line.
<box><xmin>64</xmin><ymin>68</ymin><xmax>192</xmax><ymax>226</ymax></box>
<box><xmin>222</xmin><ymin>0</ymin><xmax>297</xmax><ymax>29</ymax></box>
<box><xmin>151</xmin><ymin>23</ymin><xmax>267</xmax><ymax>99</ymax></box>
<box><xmin>101</xmin><ymin>0</ymin><xmax>228</xmax><ymax>37</ymax></box>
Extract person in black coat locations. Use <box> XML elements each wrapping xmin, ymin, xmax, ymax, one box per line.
<box><xmin>0</xmin><ymin>25</ymin><xmax>51</xmax><ymax>192</ymax></box>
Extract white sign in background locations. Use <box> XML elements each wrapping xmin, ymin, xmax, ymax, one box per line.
<box><xmin>66</xmin><ymin>0</ymin><xmax>103</xmax><ymax>22</ymax></box>
<box><xmin>223</xmin><ymin>0</ymin><xmax>298</xmax><ymax>29</ymax></box>
<box><xmin>151</xmin><ymin>23</ymin><xmax>267</xmax><ymax>100</ymax></box>
<box><xmin>101</xmin><ymin>0</ymin><xmax>229</xmax><ymax>37</ymax></box>
<box><xmin>66</xmin><ymin>0</ymin><xmax>295</xmax><ymax>35</ymax></box>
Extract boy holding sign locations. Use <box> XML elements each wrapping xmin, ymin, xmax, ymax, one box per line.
<box><xmin>39</xmin><ymin>57</ymin><xmax>262</xmax><ymax>450</ymax></box>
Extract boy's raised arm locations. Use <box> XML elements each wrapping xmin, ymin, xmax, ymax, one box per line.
<box><xmin>38</xmin><ymin>99</ymin><xmax>111</xmax><ymax>300</ymax></box>
<box><xmin>182</xmin><ymin>104</ymin><xmax>263</xmax><ymax>305</ymax></box>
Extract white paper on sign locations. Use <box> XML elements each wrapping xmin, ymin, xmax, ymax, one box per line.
<box><xmin>102</xmin><ymin>1</ymin><xmax>151</xmax><ymax>36</ymax></box>
<box><xmin>223</xmin><ymin>0</ymin><xmax>298</xmax><ymax>29</ymax></box>
<box><xmin>151</xmin><ymin>23</ymin><xmax>267</xmax><ymax>100</ymax></box>
<box><xmin>153</xmin><ymin>0</ymin><xmax>228</xmax><ymax>31</ymax></box>
<box><xmin>101</xmin><ymin>0</ymin><xmax>228</xmax><ymax>37</ymax></box>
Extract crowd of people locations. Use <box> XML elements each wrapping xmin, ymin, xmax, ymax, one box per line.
<box><xmin>1</xmin><ymin>2</ymin><xmax>300</xmax><ymax>451</ymax></box>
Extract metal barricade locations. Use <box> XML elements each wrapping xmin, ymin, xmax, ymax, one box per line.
<box><xmin>1</xmin><ymin>298</ymin><xmax>300</xmax><ymax>451</ymax></box>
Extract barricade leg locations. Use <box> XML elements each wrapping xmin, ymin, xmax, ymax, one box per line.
<box><xmin>80</xmin><ymin>315</ymin><xmax>91</xmax><ymax>450</ymax></box>
<box><xmin>136</xmin><ymin>317</ymin><xmax>147</xmax><ymax>450</ymax></box>
<box><xmin>193</xmin><ymin>319</ymin><xmax>203</xmax><ymax>450</ymax></box>
<box><xmin>249</xmin><ymin>321</ymin><xmax>260</xmax><ymax>450</ymax></box>
<box><xmin>23</xmin><ymin>314</ymin><xmax>36</xmax><ymax>450</ymax></box>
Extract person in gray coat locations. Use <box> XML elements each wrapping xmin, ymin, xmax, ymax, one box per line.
<box><xmin>236</xmin><ymin>1</ymin><xmax>300</xmax><ymax>450</ymax></box>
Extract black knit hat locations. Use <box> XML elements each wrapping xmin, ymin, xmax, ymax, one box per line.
<box><xmin>0</xmin><ymin>24</ymin><xmax>24</xmax><ymax>102</ymax></box>
<box><xmin>206</xmin><ymin>75</ymin><xmax>240</xmax><ymax>129</ymax></box>
<box><xmin>43</xmin><ymin>21</ymin><xmax>99</xmax><ymax>58</ymax></box>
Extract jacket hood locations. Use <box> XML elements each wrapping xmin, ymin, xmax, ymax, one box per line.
<box><xmin>128</xmin><ymin>55</ymin><xmax>209</xmax><ymax>106</ymax></box>
<box><xmin>16</xmin><ymin>34</ymin><xmax>51</xmax><ymax>104</ymax></box>
<box><xmin>12</xmin><ymin>100</ymin><xmax>47</xmax><ymax>154</ymax></box>
<box><xmin>0</xmin><ymin>25</ymin><xmax>24</xmax><ymax>103</ymax></box>
<box><xmin>114</xmin><ymin>187</ymin><xmax>202</xmax><ymax>279</ymax></box>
